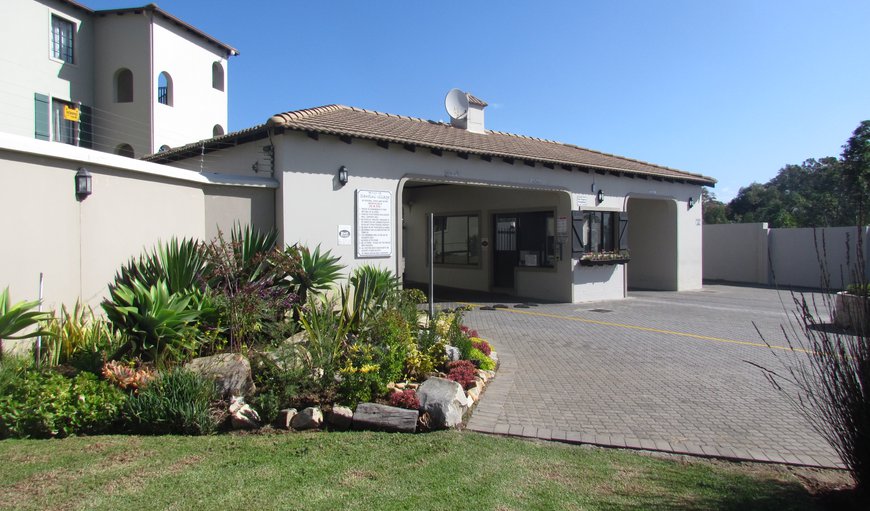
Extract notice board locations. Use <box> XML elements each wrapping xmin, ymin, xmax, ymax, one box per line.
<box><xmin>356</xmin><ymin>190</ymin><xmax>392</xmax><ymax>257</ymax></box>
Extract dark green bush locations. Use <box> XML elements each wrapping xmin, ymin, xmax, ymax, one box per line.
<box><xmin>467</xmin><ymin>347</ymin><xmax>495</xmax><ymax>371</ymax></box>
<box><xmin>0</xmin><ymin>369</ymin><xmax>126</xmax><ymax>438</ymax></box>
<box><xmin>249</xmin><ymin>350</ymin><xmax>305</xmax><ymax>424</ymax></box>
<box><xmin>123</xmin><ymin>368</ymin><xmax>218</xmax><ymax>435</ymax></box>
<box><xmin>846</xmin><ymin>283</ymin><xmax>870</xmax><ymax>297</ymax></box>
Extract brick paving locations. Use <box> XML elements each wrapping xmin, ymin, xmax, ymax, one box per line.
<box><xmin>460</xmin><ymin>284</ymin><xmax>844</xmax><ymax>468</ymax></box>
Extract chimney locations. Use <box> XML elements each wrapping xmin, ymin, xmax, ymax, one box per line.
<box><xmin>445</xmin><ymin>89</ymin><xmax>488</xmax><ymax>134</ymax></box>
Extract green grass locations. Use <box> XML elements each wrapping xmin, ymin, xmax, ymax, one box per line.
<box><xmin>0</xmin><ymin>431</ymin><xmax>845</xmax><ymax>511</ymax></box>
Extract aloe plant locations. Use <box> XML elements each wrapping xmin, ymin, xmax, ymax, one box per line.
<box><xmin>341</xmin><ymin>265</ymin><xmax>400</xmax><ymax>334</ymax></box>
<box><xmin>103</xmin><ymin>280</ymin><xmax>207</xmax><ymax>365</ymax></box>
<box><xmin>0</xmin><ymin>287</ymin><xmax>51</xmax><ymax>360</ymax></box>
<box><xmin>113</xmin><ymin>237</ymin><xmax>207</xmax><ymax>296</ymax></box>
<box><xmin>294</xmin><ymin>244</ymin><xmax>345</xmax><ymax>299</ymax></box>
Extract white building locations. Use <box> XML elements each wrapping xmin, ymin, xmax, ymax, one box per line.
<box><xmin>0</xmin><ymin>0</ymin><xmax>238</xmax><ymax>158</ymax></box>
<box><xmin>148</xmin><ymin>96</ymin><xmax>716</xmax><ymax>303</ymax></box>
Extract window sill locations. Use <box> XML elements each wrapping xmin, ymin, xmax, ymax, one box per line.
<box><xmin>578</xmin><ymin>257</ymin><xmax>630</xmax><ymax>267</ymax></box>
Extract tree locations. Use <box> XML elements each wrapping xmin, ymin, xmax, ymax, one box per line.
<box><xmin>701</xmin><ymin>187</ymin><xmax>728</xmax><ymax>224</ymax></box>
<box><xmin>841</xmin><ymin>120</ymin><xmax>870</xmax><ymax>226</ymax></box>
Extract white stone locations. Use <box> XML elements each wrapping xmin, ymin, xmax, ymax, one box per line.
<box><xmin>291</xmin><ymin>406</ymin><xmax>323</xmax><ymax>430</ymax></box>
<box><xmin>417</xmin><ymin>377</ymin><xmax>469</xmax><ymax>429</ymax></box>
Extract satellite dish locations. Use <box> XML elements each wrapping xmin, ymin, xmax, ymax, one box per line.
<box><xmin>445</xmin><ymin>88</ymin><xmax>469</xmax><ymax>120</ymax></box>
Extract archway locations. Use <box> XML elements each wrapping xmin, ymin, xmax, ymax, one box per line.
<box><xmin>626</xmin><ymin>197</ymin><xmax>678</xmax><ymax>290</ymax></box>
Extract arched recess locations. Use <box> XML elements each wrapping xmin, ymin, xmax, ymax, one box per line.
<box><xmin>115</xmin><ymin>143</ymin><xmax>134</xmax><ymax>158</ymax></box>
<box><xmin>212</xmin><ymin>124</ymin><xmax>225</xmax><ymax>137</ymax></box>
<box><xmin>212</xmin><ymin>62</ymin><xmax>224</xmax><ymax>91</ymax></box>
<box><xmin>114</xmin><ymin>68</ymin><xmax>133</xmax><ymax>103</ymax></box>
<box><xmin>157</xmin><ymin>71</ymin><xmax>173</xmax><ymax>106</ymax></box>
<box><xmin>625</xmin><ymin>196</ymin><xmax>678</xmax><ymax>291</ymax></box>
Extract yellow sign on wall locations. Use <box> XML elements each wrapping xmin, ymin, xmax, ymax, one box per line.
<box><xmin>63</xmin><ymin>105</ymin><xmax>80</xmax><ymax>122</ymax></box>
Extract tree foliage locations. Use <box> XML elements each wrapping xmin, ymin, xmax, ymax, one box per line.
<box><xmin>706</xmin><ymin>121</ymin><xmax>869</xmax><ymax>228</ymax></box>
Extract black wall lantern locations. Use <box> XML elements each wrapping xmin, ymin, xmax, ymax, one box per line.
<box><xmin>75</xmin><ymin>167</ymin><xmax>92</xmax><ymax>199</ymax></box>
<box><xmin>337</xmin><ymin>165</ymin><xmax>349</xmax><ymax>186</ymax></box>
<box><xmin>596</xmin><ymin>189</ymin><xmax>604</xmax><ymax>204</ymax></box>
<box><xmin>688</xmin><ymin>196</ymin><xmax>695</xmax><ymax>209</ymax></box>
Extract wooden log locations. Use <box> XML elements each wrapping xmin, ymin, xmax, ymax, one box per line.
<box><xmin>352</xmin><ymin>403</ymin><xmax>418</xmax><ymax>433</ymax></box>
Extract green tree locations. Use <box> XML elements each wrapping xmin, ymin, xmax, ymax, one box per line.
<box><xmin>841</xmin><ymin>120</ymin><xmax>870</xmax><ymax>225</ymax></box>
<box><xmin>701</xmin><ymin>187</ymin><xmax>728</xmax><ymax>224</ymax></box>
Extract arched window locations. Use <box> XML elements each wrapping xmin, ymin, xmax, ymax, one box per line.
<box><xmin>114</xmin><ymin>68</ymin><xmax>133</xmax><ymax>103</ymax></box>
<box><xmin>212</xmin><ymin>124</ymin><xmax>225</xmax><ymax>137</ymax></box>
<box><xmin>212</xmin><ymin>62</ymin><xmax>224</xmax><ymax>91</ymax></box>
<box><xmin>157</xmin><ymin>71</ymin><xmax>172</xmax><ymax>106</ymax></box>
<box><xmin>115</xmin><ymin>143</ymin><xmax>134</xmax><ymax>158</ymax></box>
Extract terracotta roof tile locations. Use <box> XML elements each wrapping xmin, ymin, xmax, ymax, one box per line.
<box><xmin>145</xmin><ymin>104</ymin><xmax>715</xmax><ymax>185</ymax></box>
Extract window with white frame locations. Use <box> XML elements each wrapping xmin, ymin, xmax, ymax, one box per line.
<box><xmin>51</xmin><ymin>15</ymin><xmax>74</xmax><ymax>64</ymax></box>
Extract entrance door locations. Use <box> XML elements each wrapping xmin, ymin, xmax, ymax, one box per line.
<box><xmin>493</xmin><ymin>215</ymin><xmax>517</xmax><ymax>289</ymax></box>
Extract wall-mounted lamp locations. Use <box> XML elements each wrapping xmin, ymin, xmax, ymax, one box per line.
<box><xmin>75</xmin><ymin>167</ymin><xmax>92</xmax><ymax>199</ymax></box>
<box><xmin>687</xmin><ymin>196</ymin><xmax>695</xmax><ymax>209</ymax></box>
<box><xmin>337</xmin><ymin>165</ymin><xmax>349</xmax><ymax>186</ymax></box>
<box><xmin>596</xmin><ymin>189</ymin><xmax>604</xmax><ymax>204</ymax></box>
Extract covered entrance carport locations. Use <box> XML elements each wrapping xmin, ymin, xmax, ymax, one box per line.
<box><xmin>626</xmin><ymin>196</ymin><xmax>678</xmax><ymax>291</ymax></box>
<box><xmin>398</xmin><ymin>178</ymin><xmax>573</xmax><ymax>302</ymax></box>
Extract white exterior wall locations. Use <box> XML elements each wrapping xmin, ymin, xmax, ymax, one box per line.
<box><xmin>0</xmin><ymin>132</ymin><xmax>276</xmax><ymax>312</ymax></box>
<box><xmin>703</xmin><ymin>222</ymin><xmax>770</xmax><ymax>284</ymax></box>
<box><xmin>92</xmin><ymin>11</ymin><xmax>151</xmax><ymax>157</ymax></box>
<box><xmin>267</xmin><ymin>131</ymin><xmax>703</xmax><ymax>303</ymax></box>
<box><xmin>151</xmin><ymin>17</ymin><xmax>228</xmax><ymax>152</ymax></box>
<box><xmin>0</xmin><ymin>0</ymin><xmax>94</xmax><ymax>139</ymax></box>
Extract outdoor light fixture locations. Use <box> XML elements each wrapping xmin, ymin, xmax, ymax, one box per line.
<box><xmin>596</xmin><ymin>189</ymin><xmax>604</xmax><ymax>204</ymax></box>
<box><xmin>688</xmin><ymin>196</ymin><xmax>695</xmax><ymax>209</ymax></box>
<box><xmin>75</xmin><ymin>167</ymin><xmax>92</xmax><ymax>199</ymax></box>
<box><xmin>337</xmin><ymin>165</ymin><xmax>349</xmax><ymax>186</ymax></box>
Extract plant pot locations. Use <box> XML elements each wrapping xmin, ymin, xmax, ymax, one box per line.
<box><xmin>833</xmin><ymin>291</ymin><xmax>870</xmax><ymax>332</ymax></box>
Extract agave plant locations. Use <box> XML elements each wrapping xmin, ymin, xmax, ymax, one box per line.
<box><xmin>341</xmin><ymin>265</ymin><xmax>400</xmax><ymax>334</ymax></box>
<box><xmin>294</xmin><ymin>244</ymin><xmax>345</xmax><ymax>299</ymax></box>
<box><xmin>113</xmin><ymin>237</ymin><xmax>208</xmax><ymax>296</ymax></box>
<box><xmin>0</xmin><ymin>287</ymin><xmax>51</xmax><ymax>360</ymax></box>
<box><xmin>103</xmin><ymin>280</ymin><xmax>208</xmax><ymax>365</ymax></box>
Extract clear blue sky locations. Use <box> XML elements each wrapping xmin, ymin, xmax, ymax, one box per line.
<box><xmin>88</xmin><ymin>0</ymin><xmax>870</xmax><ymax>202</ymax></box>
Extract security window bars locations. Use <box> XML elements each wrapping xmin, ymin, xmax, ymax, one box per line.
<box><xmin>434</xmin><ymin>214</ymin><xmax>479</xmax><ymax>265</ymax></box>
<box><xmin>51</xmin><ymin>15</ymin><xmax>74</xmax><ymax>64</ymax></box>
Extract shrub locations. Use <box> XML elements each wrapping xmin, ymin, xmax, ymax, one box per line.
<box><xmin>846</xmin><ymin>283</ymin><xmax>870</xmax><ymax>297</ymax></box>
<box><xmin>405</xmin><ymin>328</ymin><xmax>447</xmax><ymax>381</ymax></box>
<box><xmin>293</xmin><ymin>244</ymin><xmax>345</xmax><ymax>300</ymax></box>
<box><xmin>446</xmin><ymin>360</ymin><xmax>477</xmax><ymax>390</ymax></box>
<box><xmin>41</xmin><ymin>301</ymin><xmax>125</xmax><ymax>372</ymax></box>
<box><xmin>1</xmin><ymin>287</ymin><xmax>51</xmax><ymax>361</ymax></box>
<box><xmin>366</xmin><ymin>309</ymin><xmax>412</xmax><ymax>386</ymax></box>
<box><xmin>0</xmin><ymin>370</ymin><xmax>126</xmax><ymax>438</ymax></box>
<box><xmin>123</xmin><ymin>367</ymin><xmax>218</xmax><ymax>435</ymax></box>
<box><xmin>460</xmin><ymin>325</ymin><xmax>479</xmax><ymax>339</ymax></box>
<box><xmin>389</xmin><ymin>389</ymin><xmax>420</xmax><ymax>410</ymax></box>
<box><xmin>341</xmin><ymin>265</ymin><xmax>400</xmax><ymax>334</ymax></box>
<box><xmin>470</xmin><ymin>337</ymin><xmax>492</xmax><ymax>357</ymax></box>
<box><xmin>249</xmin><ymin>350</ymin><xmax>305</xmax><ymax>424</ymax></box>
<box><xmin>467</xmin><ymin>347</ymin><xmax>495</xmax><ymax>371</ymax></box>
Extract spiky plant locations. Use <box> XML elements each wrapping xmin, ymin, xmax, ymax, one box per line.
<box><xmin>0</xmin><ymin>287</ymin><xmax>51</xmax><ymax>360</ymax></box>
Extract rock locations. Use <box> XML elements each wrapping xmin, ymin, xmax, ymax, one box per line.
<box><xmin>229</xmin><ymin>396</ymin><xmax>261</xmax><ymax>430</ymax></box>
<box><xmin>291</xmin><ymin>406</ymin><xmax>323</xmax><ymax>430</ymax></box>
<box><xmin>407</xmin><ymin>383</ymin><xmax>419</xmax><ymax>390</ymax></box>
<box><xmin>417</xmin><ymin>377</ymin><xmax>469</xmax><ymax>429</ymax></box>
<box><xmin>286</xmin><ymin>331</ymin><xmax>308</xmax><ymax>344</ymax></box>
<box><xmin>393</xmin><ymin>382</ymin><xmax>405</xmax><ymax>390</ymax></box>
<box><xmin>352</xmin><ymin>403</ymin><xmax>418</xmax><ymax>433</ymax></box>
<box><xmin>477</xmin><ymin>371</ymin><xmax>489</xmax><ymax>383</ymax></box>
<box><xmin>445</xmin><ymin>345</ymin><xmax>461</xmax><ymax>362</ymax></box>
<box><xmin>467</xmin><ymin>385</ymin><xmax>481</xmax><ymax>403</ymax></box>
<box><xmin>277</xmin><ymin>408</ymin><xmax>297</xmax><ymax>430</ymax></box>
<box><xmin>186</xmin><ymin>353</ymin><xmax>255</xmax><ymax>398</ymax></box>
<box><xmin>327</xmin><ymin>405</ymin><xmax>354</xmax><ymax>430</ymax></box>
<box><xmin>489</xmin><ymin>352</ymin><xmax>498</xmax><ymax>367</ymax></box>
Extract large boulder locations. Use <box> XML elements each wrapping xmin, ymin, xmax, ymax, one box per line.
<box><xmin>327</xmin><ymin>405</ymin><xmax>354</xmax><ymax>430</ymax></box>
<box><xmin>417</xmin><ymin>377</ymin><xmax>469</xmax><ymax>429</ymax></box>
<box><xmin>186</xmin><ymin>353</ymin><xmax>255</xmax><ymax>398</ymax></box>
<box><xmin>291</xmin><ymin>406</ymin><xmax>323</xmax><ymax>430</ymax></box>
<box><xmin>228</xmin><ymin>396</ymin><xmax>261</xmax><ymax>430</ymax></box>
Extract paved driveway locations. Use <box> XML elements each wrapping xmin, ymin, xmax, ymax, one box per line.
<box><xmin>461</xmin><ymin>284</ymin><xmax>842</xmax><ymax>468</ymax></box>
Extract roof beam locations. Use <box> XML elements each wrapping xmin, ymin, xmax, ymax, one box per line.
<box><xmin>524</xmin><ymin>160</ymin><xmax>535</xmax><ymax>167</ymax></box>
<box><xmin>543</xmin><ymin>162</ymin><xmax>554</xmax><ymax>169</ymax></box>
<box><xmin>560</xmin><ymin>164</ymin><xmax>572</xmax><ymax>171</ymax></box>
<box><xmin>403</xmin><ymin>144</ymin><xmax>416</xmax><ymax>152</ymax></box>
<box><xmin>457</xmin><ymin>152</ymin><xmax>469</xmax><ymax>160</ymax></box>
<box><xmin>339</xmin><ymin>135</ymin><xmax>353</xmax><ymax>144</ymax></box>
<box><xmin>502</xmin><ymin>157</ymin><xmax>515</xmax><ymax>165</ymax></box>
<box><xmin>306</xmin><ymin>131</ymin><xmax>319</xmax><ymax>141</ymax></box>
<box><xmin>430</xmin><ymin>148</ymin><xmax>443</xmax><ymax>157</ymax></box>
<box><xmin>480</xmin><ymin>155</ymin><xmax>492</xmax><ymax>162</ymax></box>
<box><xmin>377</xmin><ymin>140</ymin><xmax>389</xmax><ymax>150</ymax></box>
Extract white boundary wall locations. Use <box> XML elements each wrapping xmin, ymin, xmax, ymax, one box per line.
<box><xmin>703</xmin><ymin>223</ymin><xmax>870</xmax><ymax>289</ymax></box>
<box><xmin>0</xmin><ymin>132</ymin><xmax>276</xmax><ymax>311</ymax></box>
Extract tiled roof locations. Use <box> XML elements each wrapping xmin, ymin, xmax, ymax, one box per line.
<box><xmin>145</xmin><ymin>104</ymin><xmax>715</xmax><ymax>185</ymax></box>
<box><xmin>467</xmin><ymin>94</ymin><xmax>488</xmax><ymax>107</ymax></box>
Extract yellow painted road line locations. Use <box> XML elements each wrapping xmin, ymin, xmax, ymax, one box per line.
<box><xmin>458</xmin><ymin>302</ymin><xmax>807</xmax><ymax>353</ymax></box>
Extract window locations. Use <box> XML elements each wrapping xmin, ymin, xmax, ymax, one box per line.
<box><xmin>51</xmin><ymin>99</ymin><xmax>78</xmax><ymax>145</ymax></box>
<box><xmin>212</xmin><ymin>124</ymin><xmax>225</xmax><ymax>137</ymax></box>
<box><xmin>572</xmin><ymin>211</ymin><xmax>628</xmax><ymax>255</ymax></box>
<box><xmin>51</xmin><ymin>15</ymin><xmax>74</xmax><ymax>64</ymax></box>
<box><xmin>115</xmin><ymin>143</ymin><xmax>134</xmax><ymax>158</ymax></box>
<box><xmin>158</xmin><ymin>72</ymin><xmax>172</xmax><ymax>105</ymax></box>
<box><xmin>115</xmin><ymin>68</ymin><xmax>133</xmax><ymax>102</ymax></box>
<box><xmin>515</xmin><ymin>211</ymin><xmax>556</xmax><ymax>267</ymax></box>
<box><xmin>212</xmin><ymin>62</ymin><xmax>224</xmax><ymax>91</ymax></box>
<box><xmin>434</xmin><ymin>214</ymin><xmax>479</xmax><ymax>265</ymax></box>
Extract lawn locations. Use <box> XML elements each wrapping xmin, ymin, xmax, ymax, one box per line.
<box><xmin>0</xmin><ymin>430</ymin><xmax>853</xmax><ymax>511</ymax></box>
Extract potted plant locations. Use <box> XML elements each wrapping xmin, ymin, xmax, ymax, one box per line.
<box><xmin>833</xmin><ymin>283</ymin><xmax>870</xmax><ymax>332</ymax></box>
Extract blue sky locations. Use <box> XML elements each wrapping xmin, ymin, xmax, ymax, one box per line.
<box><xmin>88</xmin><ymin>0</ymin><xmax>870</xmax><ymax>202</ymax></box>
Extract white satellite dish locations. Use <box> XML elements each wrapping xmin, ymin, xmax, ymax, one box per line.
<box><xmin>445</xmin><ymin>88</ymin><xmax>469</xmax><ymax>120</ymax></box>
